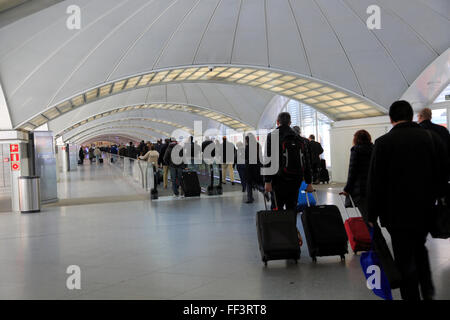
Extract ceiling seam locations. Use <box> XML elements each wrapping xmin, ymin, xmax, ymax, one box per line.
<box><xmin>191</xmin><ymin>0</ymin><xmax>222</xmax><ymax>64</ymax></box>
<box><xmin>312</xmin><ymin>0</ymin><xmax>365</xmax><ymax>96</ymax></box>
<box><xmin>287</xmin><ymin>0</ymin><xmax>313</xmax><ymax>77</ymax></box>
<box><xmin>264</xmin><ymin>0</ymin><xmax>270</xmax><ymax>67</ymax></box>
<box><xmin>341</xmin><ymin>0</ymin><xmax>410</xmax><ymax>86</ymax></box>
<box><xmin>415</xmin><ymin>0</ymin><xmax>450</xmax><ymax>22</ymax></box>
<box><xmin>48</xmin><ymin>0</ymin><xmax>157</xmax><ymax>108</ymax></box>
<box><xmin>229</xmin><ymin>0</ymin><xmax>243</xmax><ymax>64</ymax></box>
<box><xmin>9</xmin><ymin>0</ymin><xmax>131</xmax><ymax>97</ymax></box>
<box><xmin>106</xmin><ymin>0</ymin><xmax>180</xmax><ymax>81</ymax></box>
<box><xmin>152</xmin><ymin>0</ymin><xmax>202</xmax><ymax>69</ymax></box>
<box><xmin>374</xmin><ymin>0</ymin><xmax>440</xmax><ymax>56</ymax></box>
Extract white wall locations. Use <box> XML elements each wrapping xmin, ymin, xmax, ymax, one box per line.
<box><xmin>330</xmin><ymin>116</ymin><xmax>391</xmax><ymax>183</ymax></box>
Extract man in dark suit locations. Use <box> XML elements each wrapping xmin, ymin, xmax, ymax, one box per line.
<box><xmin>418</xmin><ymin>107</ymin><xmax>450</xmax><ymax>159</ymax></box>
<box><xmin>308</xmin><ymin>135</ymin><xmax>324</xmax><ymax>183</ymax></box>
<box><xmin>367</xmin><ymin>101</ymin><xmax>448</xmax><ymax>300</ymax></box>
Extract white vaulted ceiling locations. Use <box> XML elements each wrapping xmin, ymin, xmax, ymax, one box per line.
<box><xmin>0</xmin><ymin>0</ymin><xmax>448</xmax><ymax>137</ymax></box>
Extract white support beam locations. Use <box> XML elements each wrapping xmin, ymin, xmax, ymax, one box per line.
<box><xmin>0</xmin><ymin>81</ymin><xmax>13</xmax><ymax>129</ymax></box>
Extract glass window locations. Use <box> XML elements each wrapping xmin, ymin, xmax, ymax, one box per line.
<box><xmin>279</xmin><ymin>100</ymin><xmax>333</xmax><ymax>166</ymax></box>
<box><xmin>432</xmin><ymin>108</ymin><xmax>447</xmax><ymax>128</ymax></box>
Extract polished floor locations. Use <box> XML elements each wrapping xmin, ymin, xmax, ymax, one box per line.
<box><xmin>0</xmin><ymin>163</ymin><xmax>449</xmax><ymax>300</ymax></box>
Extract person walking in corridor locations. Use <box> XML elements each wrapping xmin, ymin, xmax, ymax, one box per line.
<box><xmin>367</xmin><ymin>100</ymin><xmax>448</xmax><ymax>300</ymax></box>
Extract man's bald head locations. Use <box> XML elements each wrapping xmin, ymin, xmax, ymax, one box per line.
<box><xmin>418</xmin><ymin>108</ymin><xmax>432</xmax><ymax>123</ymax></box>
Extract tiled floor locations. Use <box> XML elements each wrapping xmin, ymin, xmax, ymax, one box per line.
<box><xmin>0</xmin><ymin>163</ymin><xmax>449</xmax><ymax>300</ymax></box>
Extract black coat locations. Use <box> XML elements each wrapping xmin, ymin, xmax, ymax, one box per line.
<box><xmin>344</xmin><ymin>143</ymin><xmax>373</xmax><ymax>204</ymax></box>
<box><xmin>245</xmin><ymin>141</ymin><xmax>263</xmax><ymax>187</ymax></box>
<box><xmin>164</xmin><ymin>142</ymin><xmax>185</xmax><ymax>168</ymax></box>
<box><xmin>420</xmin><ymin>119</ymin><xmax>450</xmax><ymax>160</ymax></box>
<box><xmin>126</xmin><ymin>145</ymin><xmax>136</xmax><ymax>159</ymax></box>
<box><xmin>264</xmin><ymin>124</ymin><xmax>312</xmax><ymax>186</ymax></box>
<box><xmin>309</xmin><ymin>140</ymin><xmax>324</xmax><ymax>165</ymax></box>
<box><xmin>158</xmin><ymin>143</ymin><xmax>169</xmax><ymax>165</ymax></box>
<box><xmin>367</xmin><ymin>122</ymin><xmax>448</xmax><ymax>231</ymax></box>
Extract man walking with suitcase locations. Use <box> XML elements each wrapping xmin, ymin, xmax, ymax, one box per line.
<box><xmin>264</xmin><ymin>112</ymin><xmax>314</xmax><ymax>210</ymax></box>
<box><xmin>367</xmin><ymin>101</ymin><xmax>448</xmax><ymax>300</ymax></box>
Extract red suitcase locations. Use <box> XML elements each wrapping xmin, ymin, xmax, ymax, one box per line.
<box><xmin>339</xmin><ymin>195</ymin><xmax>371</xmax><ymax>254</ymax></box>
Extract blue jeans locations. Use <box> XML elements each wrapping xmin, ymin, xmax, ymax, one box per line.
<box><xmin>169</xmin><ymin>167</ymin><xmax>183</xmax><ymax>196</ymax></box>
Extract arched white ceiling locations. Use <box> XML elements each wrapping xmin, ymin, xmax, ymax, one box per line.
<box><xmin>48</xmin><ymin>82</ymin><xmax>275</xmax><ymax>135</ymax></box>
<box><xmin>0</xmin><ymin>0</ymin><xmax>448</xmax><ymax>130</ymax></box>
<box><xmin>73</xmin><ymin>127</ymin><xmax>160</xmax><ymax>144</ymax></box>
<box><xmin>64</xmin><ymin>118</ymin><xmax>192</xmax><ymax>142</ymax></box>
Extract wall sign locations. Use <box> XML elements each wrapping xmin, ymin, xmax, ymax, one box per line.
<box><xmin>10</xmin><ymin>144</ymin><xmax>20</xmax><ymax>171</ymax></box>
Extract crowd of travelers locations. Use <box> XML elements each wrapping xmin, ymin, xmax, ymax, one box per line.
<box><xmin>77</xmin><ymin>100</ymin><xmax>449</xmax><ymax>300</ymax></box>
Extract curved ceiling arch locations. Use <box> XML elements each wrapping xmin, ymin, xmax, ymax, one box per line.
<box><xmin>70</xmin><ymin>124</ymin><xmax>172</xmax><ymax>144</ymax></box>
<box><xmin>74</xmin><ymin>128</ymin><xmax>159</xmax><ymax>145</ymax></box>
<box><xmin>61</xmin><ymin>117</ymin><xmax>195</xmax><ymax>141</ymax></box>
<box><xmin>19</xmin><ymin>65</ymin><xmax>386</xmax><ymax>131</ymax></box>
<box><xmin>65</xmin><ymin>120</ymin><xmax>191</xmax><ymax>143</ymax></box>
<box><xmin>55</xmin><ymin>101</ymin><xmax>252</xmax><ymax>139</ymax></box>
<box><xmin>81</xmin><ymin>134</ymin><xmax>142</xmax><ymax>146</ymax></box>
<box><xmin>2</xmin><ymin>0</ymin><xmax>448</xmax><ymax>131</ymax></box>
<box><xmin>47</xmin><ymin>82</ymin><xmax>274</xmax><ymax>135</ymax></box>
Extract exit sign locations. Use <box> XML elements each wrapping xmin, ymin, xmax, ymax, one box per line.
<box><xmin>10</xmin><ymin>144</ymin><xmax>20</xmax><ymax>171</ymax></box>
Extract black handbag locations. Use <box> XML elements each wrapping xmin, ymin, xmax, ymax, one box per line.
<box><xmin>372</xmin><ymin>225</ymin><xmax>403</xmax><ymax>289</ymax></box>
<box><xmin>430</xmin><ymin>194</ymin><xmax>450</xmax><ymax>239</ymax></box>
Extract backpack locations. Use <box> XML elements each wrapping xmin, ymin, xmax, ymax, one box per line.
<box><xmin>278</xmin><ymin>134</ymin><xmax>306</xmax><ymax>182</ymax></box>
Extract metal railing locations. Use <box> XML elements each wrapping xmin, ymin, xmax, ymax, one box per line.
<box><xmin>103</xmin><ymin>152</ymin><xmax>242</xmax><ymax>194</ymax></box>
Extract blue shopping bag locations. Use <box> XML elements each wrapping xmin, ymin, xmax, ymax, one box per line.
<box><xmin>296</xmin><ymin>181</ymin><xmax>316</xmax><ymax>212</ymax></box>
<box><xmin>360</xmin><ymin>227</ymin><xmax>393</xmax><ymax>300</ymax></box>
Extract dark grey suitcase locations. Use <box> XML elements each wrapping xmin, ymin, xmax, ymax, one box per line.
<box><xmin>301</xmin><ymin>192</ymin><xmax>348</xmax><ymax>262</ymax></box>
<box><xmin>181</xmin><ymin>170</ymin><xmax>201</xmax><ymax>197</ymax></box>
<box><xmin>256</xmin><ymin>194</ymin><xmax>300</xmax><ymax>266</ymax></box>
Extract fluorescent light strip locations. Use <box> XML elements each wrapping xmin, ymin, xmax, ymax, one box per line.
<box><xmin>22</xmin><ymin>67</ymin><xmax>386</xmax><ymax>131</ymax></box>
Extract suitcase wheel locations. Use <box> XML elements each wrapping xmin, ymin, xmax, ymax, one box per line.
<box><xmin>262</xmin><ymin>257</ymin><xmax>268</xmax><ymax>267</ymax></box>
<box><xmin>340</xmin><ymin>255</ymin><xmax>345</xmax><ymax>262</ymax></box>
<box><xmin>312</xmin><ymin>256</ymin><xmax>317</xmax><ymax>263</ymax></box>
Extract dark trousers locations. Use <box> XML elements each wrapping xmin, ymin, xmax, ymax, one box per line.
<box><xmin>311</xmin><ymin>162</ymin><xmax>319</xmax><ymax>182</ymax></box>
<box><xmin>169</xmin><ymin>167</ymin><xmax>184</xmax><ymax>196</ymax></box>
<box><xmin>272</xmin><ymin>182</ymin><xmax>300</xmax><ymax>211</ymax></box>
<box><xmin>388</xmin><ymin>229</ymin><xmax>434</xmax><ymax>300</ymax></box>
<box><xmin>236</xmin><ymin>164</ymin><xmax>246</xmax><ymax>191</ymax></box>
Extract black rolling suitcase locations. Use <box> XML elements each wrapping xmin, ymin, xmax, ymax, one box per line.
<box><xmin>318</xmin><ymin>159</ymin><xmax>329</xmax><ymax>184</ymax></box>
<box><xmin>301</xmin><ymin>192</ymin><xmax>348</xmax><ymax>262</ymax></box>
<box><xmin>256</xmin><ymin>194</ymin><xmax>300</xmax><ymax>266</ymax></box>
<box><xmin>99</xmin><ymin>158</ymin><xmax>104</xmax><ymax>164</ymax></box>
<box><xmin>181</xmin><ymin>170</ymin><xmax>201</xmax><ymax>197</ymax></box>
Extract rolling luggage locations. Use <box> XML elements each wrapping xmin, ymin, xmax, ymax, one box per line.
<box><xmin>181</xmin><ymin>170</ymin><xmax>201</xmax><ymax>197</ymax></box>
<box><xmin>150</xmin><ymin>165</ymin><xmax>159</xmax><ymax>200</ymax></box>
<box><xmin>318</xmin><ymin>159</ymin><xmax>329</xmax><ymax>184</ymax></box>
<box><xmin>207</xmin><ymin>164</ymin><xmax>222</xmax><ymax>195</ymax></box>
<box><xmin>99</xmin><ymin>158</ymin><xmax>104</xmax><ymax>164</ymax></box>
<box><xmin>301</xmin><ymin>192</ymin><xmax>348</xmax><ymax>262</ymax></box>
<box><xmin>339</xmin><ymin>194</ymin><xmax>371</xmax><ymax>254</ymax></box>
<box><xmin>256</xmin><ymin>194</ymin><xmax>300</xmax><ymax>266</ymax></box>
<box><xmin>297</xmin><ymin>181</ymin><xmax>316</xmax><ymax>212</ymax></box>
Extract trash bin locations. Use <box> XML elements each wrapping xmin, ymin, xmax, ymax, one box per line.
<box><xmin>18</xmin><ymin>176</ymin><xmax>41</xmax><ymax>213</ymax></box>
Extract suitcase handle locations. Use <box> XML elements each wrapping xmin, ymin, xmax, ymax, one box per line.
<box><xmin>263</xmin><ymin>192</ymin><xmax>278</xmax><ymax>211</ymax></box>
<box><xmin>304</xmin><ymin>190</ymin><xmax>318</xmax><ymax>207</ymax></box>
<box><xmin>338</xmin><ymin>193</ymin><xmax>361</xmax><ymax>219</ymax></box>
